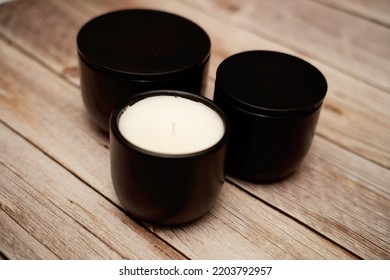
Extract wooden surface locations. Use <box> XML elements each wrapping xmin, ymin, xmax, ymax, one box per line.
<box><xmin>0</xmin><ymin>0</ymin><xmax>389</xmax><ymax>260</ymax></box>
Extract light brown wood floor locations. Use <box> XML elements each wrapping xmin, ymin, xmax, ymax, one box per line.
<box><xmin>0</xmin><ymin>0</ymin><xmax>389</xmax><ymax>259</ymax></box>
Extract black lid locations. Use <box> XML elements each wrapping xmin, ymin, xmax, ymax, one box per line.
<box><xmin>216</xmin><ymin>51</ymin><xmax>327</xmax><ymax>117</ymax></box>
<box><xmin>77</xmin><ymin>9</ymin><xmax>210</xmax><ymax>79</ymax></box>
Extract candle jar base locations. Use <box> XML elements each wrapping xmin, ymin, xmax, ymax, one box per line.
<box><xmin>110</xmin><ymin>144</ymin><xmax>225</xmax><ymax>225</ymax></box>
<box><xmin>217</xmin><ymin>94</ymin><xmax>322</xmax><ymax>182</ymax></box>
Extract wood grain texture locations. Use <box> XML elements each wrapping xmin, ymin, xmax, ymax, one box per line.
<box><xmin>0</xmin><ymin>0</ymin><xmax>83</xmax><ymax>85</ymax></box>
<box><xmin>312</xmin><ymin>0</ymin><xmax>390</xmax><ymax>27</ymax></box>
<box><xmin>155</xmin><ymin>182</ymin><xmax>356</xmax><ymax>259</ymax></box>
<box><xmin>182</xmin><ymin>0</ymin><xmax>390</xmax><ymax>92</ymax></box>
<box><xmin>0</xmin><ymin>123</ymin><xmax>184</xmax><ymax>260</ymax></box>
<box><xmin>0</xmin><ymin>210</ymin><xmax>59</xmax><ymax>259</ymax></box>
<box><xmin>231</xmin><ymin>136</ymin><xmax>390</xmax><ymax>259</ymax></box>
<box><xmin>0</xmin><ymin>0</ymin><xmax>388</xmax><ymax>260</ymax></box>
<box><xmin>0</xmin><ymin>38</ymin><xmax>354</xmax><ymax>259</ymax></box>
<box><xmin>1</xmin><ymin>0</ymin><xmax>387</xmax><ymax>167</ymax></box>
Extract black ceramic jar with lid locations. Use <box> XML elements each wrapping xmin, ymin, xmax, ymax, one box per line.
<box><xmin>214</xmin><ymin>51</ymin><xmax>327</xmax><ymax>182</ymax></box>
<box><xmin>77</xmin><ymin>9</ymin><xmax>211</xmax><ymax>132</ymax></box>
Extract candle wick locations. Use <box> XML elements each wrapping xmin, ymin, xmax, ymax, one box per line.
<box><xmin>172</xmin><ymin>122</ymin><xmax>175</xmax><ymax>135</ymax></box>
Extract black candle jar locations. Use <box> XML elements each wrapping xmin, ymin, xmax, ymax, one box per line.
<box><xmin>214</xmin><ymin>51</ymin><xmax>327</xmax><ymax>182</ymax></box>
<box><xmin>110</xmin><ymin>90</ymin><xmax>230</xmax><ymax>225</ymax></box>
<box><xmin>77</xmin><ymin>9</ymin><xmax>211</xmax><ymax>132</ymax></box>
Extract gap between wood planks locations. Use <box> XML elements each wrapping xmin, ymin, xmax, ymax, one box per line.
<box><xmin>0</xmin><ymin>0</ymin><xmax>386</xmax><ymax>260</ymax></box>
<box><xmin>0</xmin><ymin>120</ymin><xmax>190</xmax><ymax>260</ymax></box>
<box><xmin>310</xmin><ymin>0</ymin><xmax>390</xmax><ymax>28</ymax></box>
<box><xmin>226</xmin><ymin>177</ymin><xmax>363</xmax><ymax>259</ymax></box>
<box><xmin>0</xmin><ymin>207</ymin><xmax>60</xmax><ymax>259</ymax></box>
<box><xmin>0</xmin><ymin>93</ymin><xmax>360</xmax><ymax>259</ymax></box>
<box><xmin>1</xmin><ymin>126</ymin><xmax>188</xmax><ymax>259</ymax></box>
<box><xmin>3</xmin><ymin>0</ymin><xmax>386</xmax><ymax>170</ymax></box>
<box><xmin>180</xmin><ymin>0</ymin><xmax>390</xmax><ymax>93</ymax></box>
<box><xmin>0</xmin><ymin>32</ymin><xmax>368</xmax><ymax>258</ymax></box>
<box><xmin>1</xmin><ymin>118</ymin><xmax>354</xmax><ymax>259</ymax></box>
<box><xmin>1</xmin><ymin>0</ymin><xmax>388</xmax><ymax>168</ymax></box>
<box><xmin>2</xmin><ymin>117</ymin><xmax>359</xmax><ymax>259</ymax></box>
<box><xmin>0</xmin><ymin>28</ymin><xmax>384</xmax><ymax>172</ymax></box>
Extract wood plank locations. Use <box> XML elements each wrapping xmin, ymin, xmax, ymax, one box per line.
<box><xmin>0</xmin><ymin>0</ymin><xmax>384</xmax><ymax>260</ymax></box>
<box><xmin>0</xmin><ymin>0</ymin><xmax>83</xmax><ymax>86</ymax></box>
<box><xmin>231</xmin><ymin>136</ymin><xmax>390</xmax><ymax>259</ymax></box>
<box><xmin>0</xmin><ymin>36</ymin><xmax>355</xmax><ymax>259</ymax></box>
<box><xmin>155</xmin><ymin>182</ymin><xmax>356</xmax><ymax>259</ymax></box>
<box><xmin>311</xmin><ymin>0</ymin><xmax>390</xmax><ymax>27</ymax></box>
<box><xmin>55</xmin><ymin>0</ymin><xmax>390</xmax><ymax>258</ymax></box>
<box><xmin>0</xmin><ymin>124</ymin><xmax>184</xmax><ymax>260</ymax></box>
<box><xmin>182</xmin><ymin>0</ymin><xmax>390</xmax><ymax>92</ymax></box>
<box><xmin>0</xmin><ymin>0</ymin><xmax>386</xmax><ymax>260</ymax></box>
<box><xmin>1</xmin><ymin>0</ymin><xmax>387</xmax><ymax>167</ymax></box>
<box><xmin>0</xmin><ymin>210</ymin><xmax>58</xmax><ymax>259</ymax></box>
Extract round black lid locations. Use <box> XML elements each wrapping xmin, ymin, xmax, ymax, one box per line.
<box><xmin>216</xmin><ymin>51</ymin><xmax>327</xmax><ymax>117</ymax></box>
<box><xmin>77</xmin><ymin>9</ymin><xmax>211</xmax><ymax>79</ymax></box>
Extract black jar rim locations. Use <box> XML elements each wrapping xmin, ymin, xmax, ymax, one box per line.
<box><xmin>77</xmin><ymin>9</ymin><xmax>211</xmax><ymax>80</ymax></box>
<box><xmin>215</xmin><ymin>50</ymin><xmax>328</xmax><ymax>118</ymax></box>
<box><xmin>110</xmin><ymin>90</ymin><xmax>230</xmax><ymax>159</ymax></box>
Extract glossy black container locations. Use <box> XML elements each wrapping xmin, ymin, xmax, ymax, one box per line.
<box><xmin>214</xmin><ymin>51</ymin><xmax>327</xmax><ymax>182</ymax></box>
<box><xmin>78</xmin><ymin>9</ymin><xmax>211</xmax><ymax>132</ymax></box>
<box><xmin>110</xmin><ymin>90</ymin><xmax>230</xmax><ymax>225</ymax></box>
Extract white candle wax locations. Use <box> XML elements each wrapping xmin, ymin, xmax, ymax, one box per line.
<box><xmin>118</xmin><ymin>95</ymin><xmax>225</xmax><ymax>155</ymax></box>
